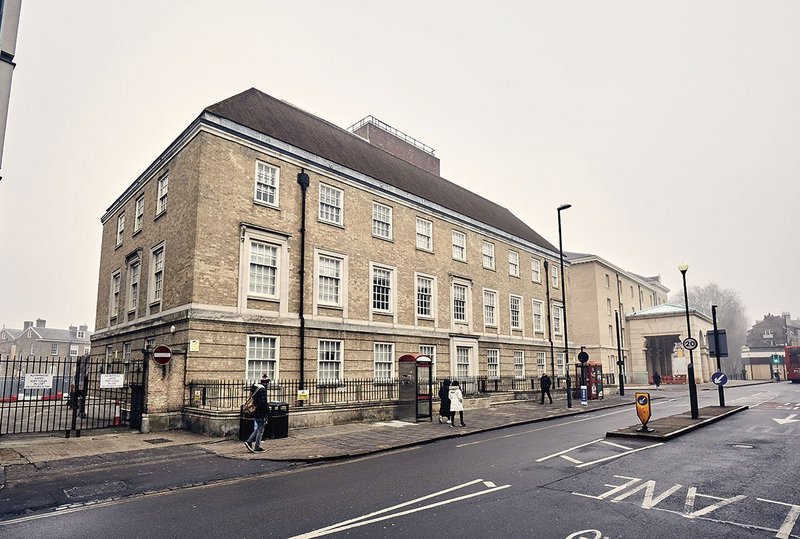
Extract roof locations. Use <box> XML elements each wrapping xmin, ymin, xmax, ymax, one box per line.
<box><xmin>3</xmin><ymin>326</ymin><xmax>91</xmax><ymax>343</ymax></box>
<box><xmin>205</xmin><ymin>89</ymin><xmax>558</xmax><ymax>253</ymax></box>
<box><xmin>627</xmin><ymin>303</ymin><xmax>711</xmax><ymax>323</ymax></box>
<box><xmin>565</xmin><ymin>252</ymin><xmax>670</xmax><ymax>293</ymax></box>
<box><xmin>0</xmin><ymin>328</ymin><xmax>22</xmax><ymax>340</ymax></box>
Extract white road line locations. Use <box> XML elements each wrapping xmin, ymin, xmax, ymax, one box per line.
<box><xmin>290</xmin><ymin>484</ymin><xmax>511</xmax><ymax>538</ymax></box>
<box><xmin>289</xmin><ymin>479</ymin><xmax>485</xmax><ymax>537</ymax></box>
<box><xmin>600</xmin><ymin>440</ymin><xmax>633</xmax><ymax>450</ymax></box>
<box><xmin>575</xmin><ymin>443</ymin><xmax>664</xmax><ymax>468</ymax></box>
<box><xmin>456</xmin><ymin>408</ymin><xmax>630</xmax><ymax>448</ymax></box>
<box><xmin>560</xmin><ymin>455</ymin><xmax>583</xmax><ymax>464</ymax></box>
<box><xmin>535</xmin><ymin>438</ymin><xmax>604</xmax><ymax>462</ymax></box>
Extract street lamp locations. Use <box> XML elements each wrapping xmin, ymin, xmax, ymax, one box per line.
<box><xmin>678</xmin><ymin>263</ymin><xmax>699</xmax><ymax>419</ymax></box>
<box><xmin>558</xmin><ymin>204</ymin><xmax>572</xmax><ymax>408</ymax></box>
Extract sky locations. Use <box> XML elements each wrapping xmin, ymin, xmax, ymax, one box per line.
<box><xmin>1</xmin><ymin>1</ymin><xmax>799</xmax><ymax>332</ymax></box>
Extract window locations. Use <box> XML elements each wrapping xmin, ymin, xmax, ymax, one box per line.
<box><xmin>150</xmin><ymin>246</ymin><xmax>165</xmax><ymax>304</ymax></box>
<box><xmin>50</xmin><ymin>343</ymin><xmax>58</xmax><ymax>356</ymax></box>
<box><xmin>514</xmin><ymin>350</ymin><xmax>525</xmax><ymax>379</ymax></box>
<box><xmin>416</xmin><ymin>218</ymin><xmax>433</xmax><ymax>251</ymax></box>
<box><xmin>420</xmin><ymin>345</ymin><xmax>436</xmax><ymax>375</ymax></box>
<box><xmin>319</xmin><ymin>183</ymin><xmax>343</xmax><ymax>225</ymax></box>
<box><xmin>374</xmin><ymin>343</ymin><xmax>394</xmax><ymax>381</ymax></box>
<box><xmin>128</xmin><ymin>261</ymin><xmax>140</xmax><ymax>313</ymax></box>
<box><xmin>605</xmin><ymin>274</ymin><xmax>610</xmax><ymax>288</ymax></box>
<box><xmin>134</xmin><ymin>195</ymin><xmax>144</xmax><ymax>233</ymax></box>
<box><xmin>416</xmin><ymin>275</ymin><xmax>433</xmax><ymax>318</ymax></box>
<box><xmin>372</xmin><ymin>202</ymin><xmax>392</xmax><ymax>240</ymax></box>
<box><xmin>482</xmin><ymin>241</ymin><xmax>495</xmax><ymax>269</ymax></box>
<box><xmin>532</xmin><ymin>300</ymin><xmax>544</xmax><ymax>332</ymax></box>
<box><xmin>630</xmin><ymin>285</ymin><xmax>634</xmax><ymax>298</ymax></box>
<box><xmin>371</xmin><ymin>266</ymin><xmax>393</xmax><ymax>313</ymax></box>
<box><xmin>157</xmin><ymin>174</ymin><xmax>168</xmax><ymax>215</ymax></box>
<box><xmin>456</xmin><ymin>346</ymin><xmax>470</xmax><ymax>379</ymax></box>
<box><xmin>123</xmin><ymin>342</ymin><xmax>132</xmax><ymax>361</ymax></box>
<box><xmin>508</xmin><ymin>250</ymin><xmax>520</xmax><ymax>276</ymax></box>
<box><xmin>69</xmin><ymin>344</ymin><xmax>78</xmax><ymax>357</ymax></box>
<box><xmin>248</xmin><ymin>240</ymin><xmax>277</xmax><ymax>297</ymax></box>
<box><xmin>609</xmin><ymin>325</ymin><xmax>614</xmax><ymax>346</ymax></box>
<box><xmin>557</xmin><ymin>352</ymin><xmax>565</xmax><ymax>375</ymax></box>
<box><xmin>452</xmin><ymin>230</ymin><xmax>466</xmax><ymax>261</ymax></box>
<box><xmin>30</xmin><ymin>344</ymin><xmax>35</xmax><ymax>355</ymax></box>
<box><xmin>317</xmin><ymin>255</ymin><xmax>341</xmax><ymax>306</ymax></box>
<box><xmin>83</xmin><ymin>346</ymin><xmax>91</xmax><ymax>355</ymax></box>
<box><xmin>247</xmin><ymin>335</ymin><xmax>277</xmax><ymax>381</ymax></box>
<box><xmin>510</xmin><ymin>295</ymin><xmax>522</xmax><ymax>330</ymax></box>
<box><xmin>483</xmin><ymin>290</ymin><xmax>497</xmax><ymax>327</ymax></box>
<box><xmin>453</xmin><ymin>284</ymin><xmax>467</xmax><ymax>323</ymax></box>
<box><xmin>110</xmin><ymin>272</ymin><xmax>121</xmax><ymax>319</ymax></box>
<box><xmin>606</xmin><ymin>298</ymin><xmax>612</xmax><ymax>316</ymax></box>
<box><xmin>76</xmin><ymin>330</ymin><xmax>86</xmax><ymax>339</ymax></box>
<box><xmin>105</xmin><ymin>346</ymin><xmax>113</xmax><ymax>368</ymax></box>
<box><xmin>531</xmin><ymin>258</ymin><xmax>541</xmax><ymax>283</ymax></box>
<box><xmin>553</xmin><ymin>305</ymin><xmax>563</xmax><ymax>336</ymax></box>
<box><xmin>318</xmin><ymin>340</ymin><xmax>342</xmax><ymax>382</ymax></box>
<box><xmin>255</xmin><ymin>161</ymin><xmax>279</xmax><ymax>206</ymax></box>
<box><xmin>537</xmin><ymin>351</ymin><xmax>546</xmax><ymax>374</ymax></box>
<box><xmin>487</xmin><ymin>349</ymin><xmax>499</xmax><ymax>379</ymax></box>
<box><xmin>116</xmin><ymin>214</ymin><xmax>125</xmax><ymax>246</ymax></box>
<box><xmin>552</xmin><ymin>268</ymin><xmax>560</xmax><ymax>289</ymax></box>
<box><xmin>763</xmin><ymin>329</ymin><xmax>774</xmax><ymax>338</ymax></box>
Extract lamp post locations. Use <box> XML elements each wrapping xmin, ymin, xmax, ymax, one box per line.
<box><xmin>558</xmin><ymin>204</ymin><xmax>572</xmax><ymax>408</ymax></box>
<box><xmin>678</xmin><ymin>263</ymin><xmax>699</xmax><ymax>419</ymax></box>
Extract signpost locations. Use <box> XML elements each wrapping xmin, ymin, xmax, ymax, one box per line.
<box><xmin>682</xmin><ymin>337</ymin><xmax>698</xmax><ymax>351</ymax></box>
<box><xmin>578</xmin><ymin>348</ymin><xmax>589</xmax><ymax>406</ymax></box>
<box><xmin>152</xmin><ymin>345</ymin><xmax>173</xmax><ymax>366</ymax></box>
<box><xmin>635</xmin><ymin>392</ymin><xmax>653</xmax><ymax>432</ymax></box>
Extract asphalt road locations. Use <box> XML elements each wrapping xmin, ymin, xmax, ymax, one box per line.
<box><xmin>2</xmin><ymin>383</ymin><xmax>799</xmax><ymax>538</ymax></box>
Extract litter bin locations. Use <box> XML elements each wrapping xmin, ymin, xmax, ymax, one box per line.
<box><xmin>239</xmin><ymin>405</ymin><xmax>254</xmax><ymax>442</ymax></box>
<box><xmin>265</xmin><ymin>401</ymin><xmax>289</xmax><ymax>439</ymax></box>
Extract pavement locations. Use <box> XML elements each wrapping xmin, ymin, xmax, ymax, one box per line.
<box><xmin>0</xmin><ymin>380</ymin><xmax>772</xmax><ymax>483</ymax></box>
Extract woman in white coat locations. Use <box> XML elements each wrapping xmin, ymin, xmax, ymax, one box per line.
<box><xmin>447</xmin><ymin>380</ymin><xmax>465</xmax><ymax>427</ymax></box>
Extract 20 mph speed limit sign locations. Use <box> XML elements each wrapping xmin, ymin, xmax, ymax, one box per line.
<box><xmin>683</xmin><ymin>337</ymin><xmax>698</xmax><ymax>351</ymax></box>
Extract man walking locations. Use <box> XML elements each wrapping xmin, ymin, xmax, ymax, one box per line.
<box><xmin>540</xmin><ymin>373</ymin><xmax>552</xmax><ymax>404</ymax></box>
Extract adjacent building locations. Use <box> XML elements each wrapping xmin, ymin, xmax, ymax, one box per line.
<box><xmin>91</xmin><ymin>88</ymin><xmax>576</xmax><ymax>431</ymax></box>
<box><xmin>0</xmin><ymin>319</ymin><xmax>92</xmax><ymax>358</ymax></box>
<box><xmin>741</xmin><ymin>313</ymin><xmax>799</xmax><ymax>380</ymax></box>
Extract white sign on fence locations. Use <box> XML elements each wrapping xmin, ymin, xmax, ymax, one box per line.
<box><xmin>100</xmin><ymin>373</ymin><xmax>125</xmax><ymax>389</ymax></box>
<box><xmin>24</xmin><ymin>373</ymin><xmax>54</xmax><ymax>390</ymax></box>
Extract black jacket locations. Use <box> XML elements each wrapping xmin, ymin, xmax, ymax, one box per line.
<box><xmin>251</xmin><ymin>384</ymin><xmax>270</xmax><ymax>419</ymax></box>
<box><xmin>540</xmin><ymin>374</ymin><xmax>552</xmax><ymax>391</ymax></box>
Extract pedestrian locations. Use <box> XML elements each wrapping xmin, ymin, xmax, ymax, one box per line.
<box><xmin>741</xmin><ymin>367</ymin><xmax>747</xmax><ymax>380</ymax></box>
<box><xmin>653</xmin><ymin>372</ymin><xmax>661</xmax><ymax>390</ymax></box>
<box><xmin>539</xmin><ymin>373</ymin><xmax>552</xmax><ymax>404</ymax></box>
<box><xmin>244</xmin><ymin>377</ymin><xmax>269</xmax><ymax>453</ymax></box>
<box><xmin>438</xmin><ymin>379</ymin><xmax>451</xmax><ymax>424</ymax></box>
<box><xmin>448</xmin><ymin>380</ymin><xmax>465</xmax><ymax>427</ymax></box>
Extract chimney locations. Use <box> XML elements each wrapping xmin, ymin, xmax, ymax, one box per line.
<box><xmin>35</xmin><ymin>318</ymin><xmax>46</xmax><ymax>328</ymax></box>
<box><xmin>348</xmin><ymin>116</ymin><xmax>440</xmax><ymax>176</ymax></box>
<box><xmin>79</xmin><ymin>324</ymin><xmax>88</xmax><ymax>332</ymax></box>
<box><xmin>23</xmin><ymin>321</ymin><xmax>33</xmax><ymax>330</ymax></box>
<box><xmin>69</xmin><ymin>325</ymin><xmax>77</xmax><ymax>336</ymax></box>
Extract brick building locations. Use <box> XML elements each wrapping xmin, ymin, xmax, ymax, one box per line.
<box><xmin>741</xmin><ymin>313</ymin><xmax>799</xmax><ymax>380</ymax></box>
<box><xmin>91</xmin><ymin>88</ymin><xmax>574</xmax><ymax>431</ymax></box>
<box><xmin>0</xmin><ymin>319</ymin><xmax>92</xmax><ymax>359</ymax></box>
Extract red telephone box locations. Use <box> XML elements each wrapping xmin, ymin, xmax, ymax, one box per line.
<box><xmin>574</xmin><ymin>363</ymin><xmax>604</xmax><ymax>400</ymax></box>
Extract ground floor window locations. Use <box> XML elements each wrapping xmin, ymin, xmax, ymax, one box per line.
<box><xmin>537</xmin><ymin>351</ymin><xmax>546</xmax><ymax>375</ymax></box>
<box><xmin>420</xmin><ymin>344</ymin><xmax>436</xmax><ymax>377</ymax></box>
<box><xmin>487</xmin><ymin>349</ymin><xmax>499</xmax><ymax>379</ymax></box>
<box><xmin>374</xmin><ymin>342</ymin><xmax>394</xmax><ymax>381</ymax></box>
<box><xmin>247</xmin><ymin>335</ymin><xmax>277</xmax><ymax>381</ymax></box>
<box><xmin>514</xmin><ymin>350</ymin><xmax>525</xmax><ymax>379</ymax></box>
<box><xmin>456</xmin><ymin>346</ymin><xmax>471</xmax><ymax>379</ymax></box>
<box><xmin>318</xmin><ymin>340</ymin><xmax>342</xmax><ymax>382</ymax></box>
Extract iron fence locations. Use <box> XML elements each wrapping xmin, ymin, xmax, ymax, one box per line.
<box><xmin>187</xmin><ymin>375</ymin><xmax>539</xmax><ymax>410</ymax></box>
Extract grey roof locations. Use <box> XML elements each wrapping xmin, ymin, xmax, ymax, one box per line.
<box><xmin>205</xmin><ymin>89</ymin><xmax>558</xmax><ymax>253</ymax></box>
<box><xmin>33</xmin><ymin>328</ymin><xmax>91</xmax><ymax>343</ymax></box>
<box><xmin>0</xmin><ymin>328</ymin><xmax>22</xmax><ymax>340</ymax></box>
<box><xmin>627</xmin><ymin>303</ymin><xmax>711</xmax><ymax>322</ymax></box>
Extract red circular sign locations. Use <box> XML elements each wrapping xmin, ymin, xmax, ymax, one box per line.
<box><xmin>152</xmin><ymin>345</ymin><xmax>172</xmax><ymax>365</ymax></box>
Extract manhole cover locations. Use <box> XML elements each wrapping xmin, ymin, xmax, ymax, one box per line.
<box><xmin>732</xmin><ymin>444</ymin><xmax>754</xmax><ymax>449</ymax></box>
<box><xmin>144</xmin><ymin>438</ymin><xmax>172</xmax><ymax>444</ymax></box>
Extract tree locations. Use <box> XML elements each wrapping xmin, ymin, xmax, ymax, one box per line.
<box><xmin>669</xmin><ymin>283</ymin><xmax>749</xmax><ymax>375</ymax></box>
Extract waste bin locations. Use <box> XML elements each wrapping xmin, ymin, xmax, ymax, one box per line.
<box><xmin>239</xmin><ymin>405</ymin><xmax>254</xmax><ymax>442</ymax></box>
<box><xmin>265</xmin><ymin>401</ymin><xmax>289</xmax><ymax>439</ymax></box>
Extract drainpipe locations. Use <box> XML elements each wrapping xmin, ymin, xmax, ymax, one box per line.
<box><xmin>296</xmin><ymin>169</ymin><xmax>310</xmax><ymax>403</ymax></box>
<box><xmin>544</xmin><ymin>260</ymin><xmax>556</xmax><ymax>380</ymax></box>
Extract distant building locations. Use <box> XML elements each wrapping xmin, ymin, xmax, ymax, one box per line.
<box><xmin>0</xmin><ymin>319</ymin><xmax>92</xmax><ymax>358</ymax></box>
<box><xmin>741</xmin><ymin>313</ymin><xmax>798</xmax><ymax>380</ymax></box>
<box><xmin>91</xmin><ymin>88</ymin><xmax>573</xmax><ymax>432</ymax></box>
<box><xmin>0</xmin><ymin>0</ymin><xmax>22</xmax><ymax>173</ymax></box>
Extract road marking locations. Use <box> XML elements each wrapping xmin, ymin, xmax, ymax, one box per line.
<box><xmin>560</xmin><ymin>455</ymin><xmax>583</xmax><ymax>464</ymax></box>
<box><xmin>600</xmin><ymin>440</ymin><xmax>632</xmax><ymax>450</ymax></box>
<box><xmin>575</xmin><ymin>443</ymin><xmax>663</xmax><ymax>468</ymax></box>
<box><xmin>456</xmin><ymin>409</ymin><xmax>629</xmax><ymax>448</ymax></box>
<box><xmin>757</xmin><ymin>498</ymin><xmax>800</xmax><ymax>539</ymax></box>
<box><xmin>535</xmin><ymin>439</ymin><xmax>604</xmax><ymax>462</ymax></box>
<box><xmin>289</xmin><ymin>479</ymin><xmax>511</xmax><ymax>538</ymax></box>
<box><xmin>773</xmin><ymin>414</ymin><xmax>799</xmax><ymax>425</ymax></box>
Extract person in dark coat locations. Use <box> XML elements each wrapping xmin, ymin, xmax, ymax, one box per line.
<box><xmin>438</xmin><ymin>379</ymin><xmax>451</xmax><ymax>424</ymax></box>
<box><xmin>540</xmin><ymin>373</ymin><xmax>552</xmax><ymax>404</ymax></box>
<box><xmin>653</xmin><ymin>372</ymin><xmax>662</xmax><ymax>390</ymax></box>
<box><xmin>244</xmin><ymin>379</ymin><xmax>270</xmax><ymax>453</ymax></box>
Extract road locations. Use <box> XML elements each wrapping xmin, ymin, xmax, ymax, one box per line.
<box><xmin>1</xmin><ymin>383</ymin><xmax>799</xmax><ymax>538</ymax></box>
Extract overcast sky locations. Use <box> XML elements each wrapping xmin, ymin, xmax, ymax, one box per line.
<box><xmin>1</xmin><ymin>1</ymin><xmax>798</xmax><ymax>332</ymax></box>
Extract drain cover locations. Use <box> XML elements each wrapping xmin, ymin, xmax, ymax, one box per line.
<box><xmin>144</xmin><ymin>438</ymin><xmax>172</xmax><ymax>444</ymax></box>
<box><xmin>732</xmin><ymin>444</ymin><xmax>754</xmax><ymax>449</ymax></box>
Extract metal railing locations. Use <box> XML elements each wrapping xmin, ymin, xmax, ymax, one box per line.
<box><xmin>187</xmin><ymin>375</ymin><xmax>540</xmax><ymax>410</ymax></box>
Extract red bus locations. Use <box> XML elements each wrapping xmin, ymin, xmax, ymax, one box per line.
<box><xmin>786</xmin><ymin>346</ymin><xmax>800</xmax><ymax>383</ymax></box>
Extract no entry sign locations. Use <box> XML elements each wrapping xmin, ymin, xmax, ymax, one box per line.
<box><xmin>152</xmin><ymin>345</ymin><xmax>172</xmax><ymax>365</ymax></box>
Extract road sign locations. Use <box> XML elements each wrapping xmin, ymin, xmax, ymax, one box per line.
<box><xmin>635</xmin><ymin>392</ymin><xmax>652</xmax><ymax>431</ymax></box>
<box><xmin>683</xmin><ymin>337</ymin><xmax>698</xmax><ymax>351</ymax></box>
<box><xmin>707</xmin><ymin>330</ymin><xmax>728</xmax><ymax>357</ymax></box>
<box><xmin>152</xmin><ymin>345</ymin><xmax>172</xmax><ymax>365</ymax></box>
<box><xmin>580</xmin><ymin>385</ymin><xmax>588</xmax><ymax>406</ymax></box>
<box><xmin>710</xmin><ymin>371</ymin><xmax>728</xmax><ymax>386</ymax></box>
<box><xmin>578</xmin><ymin>350</ymin><xmax>589</xmax><ymax>363</ymax></box>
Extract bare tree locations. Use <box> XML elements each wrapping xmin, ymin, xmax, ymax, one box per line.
<box><xmin>669</xmin><ymin>283</ymin><xmax>749</xmax><ymax>375</ymax></box>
